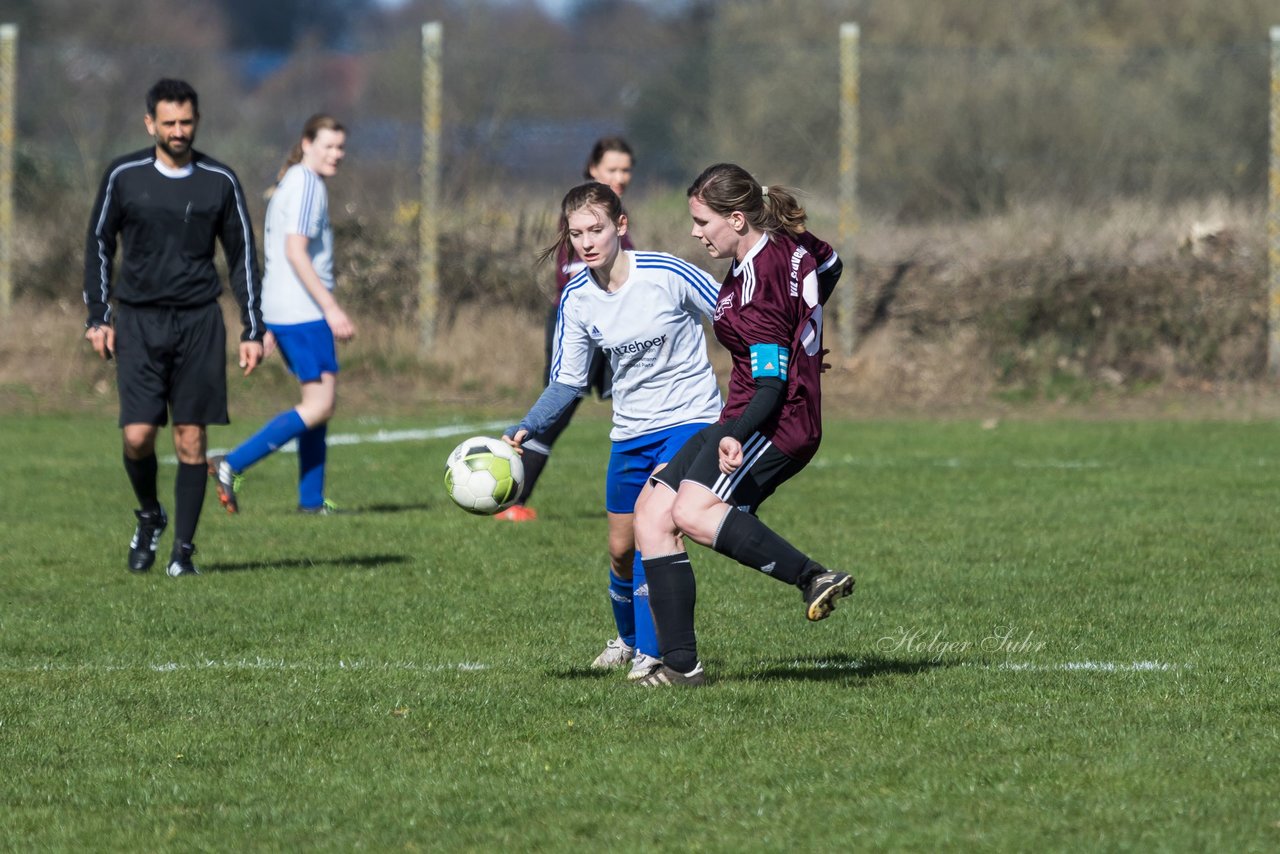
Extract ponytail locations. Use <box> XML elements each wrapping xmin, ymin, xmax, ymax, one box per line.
<box><xmin>687</xmin><ymin>163</ymin><xmax>808</xmax><ymax>238</ymax></box>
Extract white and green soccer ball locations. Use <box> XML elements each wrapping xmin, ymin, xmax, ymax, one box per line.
<box><xmin>444</xmin><ymin>436</ymin><xmax>525</xmax><ymax>515</ymax></box>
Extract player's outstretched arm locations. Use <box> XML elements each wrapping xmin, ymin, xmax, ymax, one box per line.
<box><xmin>504</xmin><ymin>381</ymin><xmax>582</xmax><ymax>450</ymax></box>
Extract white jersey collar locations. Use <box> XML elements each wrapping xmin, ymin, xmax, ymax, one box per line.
<box><xmin>153</xmin><ymin>159</ymin><xmax>194</xmax><ymax>179</ymax></box>
<box><xmin>734</xmin><ymin>233</ymin><xmax>770</xmax><ymax>277</ymax></box>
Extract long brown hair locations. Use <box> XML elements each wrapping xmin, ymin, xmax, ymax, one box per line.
<box><xmin>686</xmin><ymin>162</ymin><xmax>807</xmax><ymax>236</ymax></box>
<box><xmin>538</xmin><ymin>182</ymin><xmax>626</xmax><ymax>265</ymax></box>
<box><xmin>276</xmin><ymin>113</ymin><xmax>346</xmax><ymax>183</ymax></box>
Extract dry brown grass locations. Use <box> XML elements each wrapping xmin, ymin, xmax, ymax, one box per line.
<box><xmin>7</xmin><ymin>196</ymin><xmax>1280</xmax><ymax>422</ymax></box>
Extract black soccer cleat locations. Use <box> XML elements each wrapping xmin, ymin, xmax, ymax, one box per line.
<box><xmin>166</xmin><ymin>542</ymin><xmax>200</xmax><ymax>577</ymax></box>
<box><xmin>803</xmin><ymin>571</ymin><xmax>855</xmax><ymax>621</ymax></box>
<box><xmin>128</xmin><ymin>507</ymin><xmax>168</xmax><ymax>573</ymax></box>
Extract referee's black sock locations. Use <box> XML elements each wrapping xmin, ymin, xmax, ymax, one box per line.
<box><xmin>642</xmin><ymin>553</ymin><xmax>699</xmax><ymax>674</ymax></box>
<box><xmin>712</xmin><ymin>507</ymin><xmax>823</xmax><ymax>588</ymax></box>
<box><xmin>172</xmin><ymin>461</ymin><xmax>208</xmax><ymax>553</ymax></box>
<box><xmin>123</xmin><ymin>452</ymin><xmax>161</xmax><ymax>514</ymax></box>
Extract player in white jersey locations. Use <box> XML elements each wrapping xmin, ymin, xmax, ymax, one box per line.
<box><xmin>505</xmin><ymin>182</ymin><xmax>722</xmax><ymax>680</ymax></box>
<box><xmin>498</xmin><ymin>136</ymin><xmax>637</xmax><ymax>522</ymax></box>
<box><xmin>209</xmin><ymin>115</ymin><xmax>354</xmax><ymax>515</ymax></box>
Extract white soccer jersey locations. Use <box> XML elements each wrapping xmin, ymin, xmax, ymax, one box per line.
<box><xmin>260</xmin><ymin>163</ymin><xmax>334</xmax><ymax>325</ymax></box>
<box><xmin>550</xmin><ymin>250</ymin><xmax>723</xmax><ymax>442</ymax></box>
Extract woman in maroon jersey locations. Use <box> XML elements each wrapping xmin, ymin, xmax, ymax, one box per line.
<box><xmin>631</xmin><ymin>162</ymin><xmax>853</xmax><ymax>687</ymax></box>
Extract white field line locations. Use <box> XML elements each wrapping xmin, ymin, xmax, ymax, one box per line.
<box><xmin>7</xmin><ymin>658</ymin><xmax>1185</xmax><ymax>676</ymax></box>
<box><xmin>781</xmin><ymin>659</ymin><xmax>1186</xmax><ymax>673</ymax></box>
<box><xmin>162</xmin><ymin>420</ymin><xmax>511</xmax><ymax>463</ymax></box>
<box><xmin>4</xmin><ymin>658</ymin><xmax>489</xmax><ymax>674</ymax></box>
<box><xmin>990</xmin><ymin>660</ymin><xmax>1182</xmax><ymax>672</ymax></box>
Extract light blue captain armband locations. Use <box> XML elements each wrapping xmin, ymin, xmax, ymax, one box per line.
<box><xmin>749</xmin><ymin>343</ymin><xmax>790</xmax><ymax>381</ymax></box>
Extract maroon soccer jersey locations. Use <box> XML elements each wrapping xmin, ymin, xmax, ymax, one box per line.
<box><xmin>793</xmin><ymin>229</ymin><xmax>836</xmax><ymax>275</ymax></box>
<box><xmin>713</xmin><ymin>232</ymin><xmax>826</xmax><ymax>463</ymax></box>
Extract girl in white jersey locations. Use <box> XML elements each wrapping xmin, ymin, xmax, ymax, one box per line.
<box><xmin>498</xmin><ymin>137</ymin><xmax>637</xmax><ymax>523</ymax></box>
<box><xmin>209</xmin><ymin>114</ymin><xmax>353</xmax><ymax>514</ymax></box>
<box><xmin>504</xmin><ymin>182</ymin><xmax>722</xmax><ymax>680</ymax></box>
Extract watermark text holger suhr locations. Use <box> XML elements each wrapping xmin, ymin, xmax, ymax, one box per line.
<box><xmin>877</xmin><ymin>625</ymin><xmax>1049</xmax><ymax>661</ymax></box>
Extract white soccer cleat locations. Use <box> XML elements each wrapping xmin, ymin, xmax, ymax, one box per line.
<box><xmin>591</xmin><ymin>636</ymin><xmax>635</xmax><ymax>669</ymax></box>
<box><xmin>635</xmin><ymin>662</ymin><xmax>706</xmax><ymax>688</ymax></box>
<box><xmin>627</xmin><ymin>652</ymin><xmax>662</xmax><ymax>681</ymax></box>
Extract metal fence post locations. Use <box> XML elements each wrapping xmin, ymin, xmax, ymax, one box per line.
<box><xmin>419</xmin><ymin>22</ymin><xmax>442</xmax><ymax>352</ymax></box>
<box><xmin>1269</xmin><ymin>27</ymin><xmax>1280</xmax><ymax>375</ymax></box>
<box><xmin>0</xmin><ymin>24</ymin><xmax>17</xmax><ymax>318</ymax></box>
<box><xmin>839</xmin><ymin>22</ymin><xmax>859</xmax><ymax>356</ymax></box>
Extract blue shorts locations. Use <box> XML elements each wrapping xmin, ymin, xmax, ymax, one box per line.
<box><xmin>269</xmin><ymin>320</ymin><xmax>339</xmax><ymax>383</ymax></box>
<box><xmin>606</xmin><ymin>422</ymin><xmax>712</xmax><ymax>514</ymax></box>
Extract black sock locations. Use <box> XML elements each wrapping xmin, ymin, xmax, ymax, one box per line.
<box><xmin>712</xmin><ymin>507</ymin><xmax>823</xmax><ymax>588</ymax></box>
<box><xmin>123</xmin><ymin>452</ymin><xmax>161</xmax><ymax>513</ymax></box>
<box><xmin>516</xmin><ymin>447</ymin><xmax>548</xmax><ymax>504</ymax></box>
<box><xmin>172</xmin><ymin>461</ymin><xmax>208</xmax><ymax>554</ymax></box>
<box><xmin>642</xmin><ymin>553</ymin><xmax>698</xmax><ymax>673</ymax></box>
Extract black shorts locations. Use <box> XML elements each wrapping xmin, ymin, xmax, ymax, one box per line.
<box><xmin>651</xmin><ymin>422</ymin><xmax>805</xmax><ymax>514</ymax></box>
<box><xmin>114</xmin><ymin>302</ymin><xmax>229</xmax><ymax>427</ymax></box>
<box><xmin>543</xmin><ymin>304</ymin><xmax>612</xmax><ymax>399</ymax></box>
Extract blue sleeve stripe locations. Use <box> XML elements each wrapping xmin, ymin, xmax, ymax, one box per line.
<box><xmin>634</xmin><ymin>253</ymin><xmax>719</xmax><ymax>307</ymax></box>
<box><xmin>296</xmin><ymin>170</ymin><xmax>317</xmax><ymax>235</ymax></box>
<box><xmin>548</xmin><ymin>273</ymin><xmax>590</xmax><ymax>381</ymax></box>
<box><xmin>640</xmin><ymin>253</ymin><xmax>721</xmax><ymax>303</ymax></box>
<box><xmin>749</xmin><ymin>343</ymin><xmax>789</xmax><ymax>380</ymax></box>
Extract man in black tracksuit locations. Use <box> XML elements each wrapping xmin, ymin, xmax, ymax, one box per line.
<box><xmin>83</xmin><ymin>78</ymin><xmax>264</xmax><ymax>577</ymax></box>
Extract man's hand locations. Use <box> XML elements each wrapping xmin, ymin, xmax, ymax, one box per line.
<box><xmin>263</xmin><ymin>330</ymin><xmax>277</xmax><ymax>359</ymax></box>
<box><xmin>718</xmin><ymin>436</ymin><xmax>744</xmax><ymax>475</ymax></box>
<box><xmin>238</xmin><ymin>340</ymin><xmax>265</xmax><ymax>376</ymax></box>
<box><xmin>85</xmin><ymin>325</ymin><xmax>115</xmax><ymax>360</ymax></box>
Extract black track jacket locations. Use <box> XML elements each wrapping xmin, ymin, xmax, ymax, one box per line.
<box><xmin>83</xmin><ymin>148</ymin><xmax>263</xmax><ymax>341</ymax></box>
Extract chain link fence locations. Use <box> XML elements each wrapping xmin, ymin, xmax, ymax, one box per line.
<box><xmin>4</xmin><ymin>14</ymin><xmax>1273</xmax><ymax>325</ymax></box>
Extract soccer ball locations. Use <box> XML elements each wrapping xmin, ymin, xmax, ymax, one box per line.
<box><xmin>444</xmin><ymin>436</ymin><xmax>525</xmax><ymax>515</ymax></box>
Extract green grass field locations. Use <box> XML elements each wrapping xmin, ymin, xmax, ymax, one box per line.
<box><xmin>2</xmin><ymin>411</ymin><xmax>1277</xmax><ymax>851</ymax></box>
